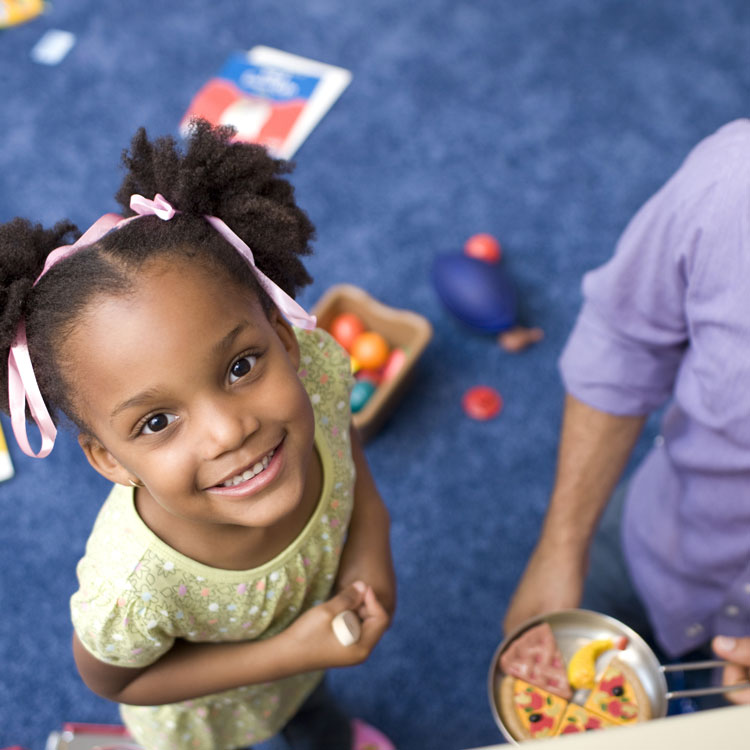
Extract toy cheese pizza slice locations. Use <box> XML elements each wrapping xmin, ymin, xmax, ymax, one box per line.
<box><xmin>500</xmin><ymin>676</ymin><xmax>567</xmax><ymax>740</ymax></box>
<box><xmin>584</xmin><ymin>658</ymin><xmax>651</xmax><ymax>725</ymax></box>
<box><xmin>499</xmin><ymin>622</ymin><xmax>572</xmax><ymax>699</ymax></box>
<box><xmin>554</xmin><ymin>703</ymin><xmax>614</xmax><ymax>735</ymax></box>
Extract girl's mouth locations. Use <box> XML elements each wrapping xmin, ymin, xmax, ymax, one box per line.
<box><xmin>219</xmin><ymin>448</ymin><xmax>275</xmax><ymax>487</ymax></box>
<box><xmin>207</xmin><ymin>442</ymin><xmax>283</xmax><ymax>497</ymax></box>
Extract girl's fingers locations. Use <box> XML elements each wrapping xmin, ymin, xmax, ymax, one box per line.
<box><xmin>362</xmin><ymin>585</ymin><xmax>387</xmax><ymax>617</ymax></box>
<box><xmin>357</xmin><ymin>586</ymin><xmax>390</xmax><ymax>643</ymax></box>
<box><xmin>330</xmin><ymin>581</ymin><xmax>367</xmax><ymax>614</ymax></box>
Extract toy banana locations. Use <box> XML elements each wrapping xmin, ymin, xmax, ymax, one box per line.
<box><xmin>567</xmin><ymin>637</ymin><xmax>627</xmax><ymax>690</ymax></box>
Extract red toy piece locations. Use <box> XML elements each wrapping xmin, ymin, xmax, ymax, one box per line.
<box><xmin>356</xmin><ymin>368</ymin><xmax>383</xmax><ymax>386</ymax></box>
<box><xmin>329</xmin><ymin>312</ymin><xmax>366</xmax><ymax>352</ymax></box>
<box><xmin>381</xmin><ymin>347</ymin><xmax>406</xmax><ymax>383</ymax></box>
<box><xmin>462</xmin><ymin>385</ymin><xmax>503</xmax><ymax>420</ymax></box>
<box><xmin>464</xmin><ymin>233</ymin><xmax>502</xmax><ymax>263</ymax></box>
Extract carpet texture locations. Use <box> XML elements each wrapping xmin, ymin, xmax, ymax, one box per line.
<box><xmin>1</xmin><ymin>1</ymin><xmax>748</xmax><ymax>748</ymax></box>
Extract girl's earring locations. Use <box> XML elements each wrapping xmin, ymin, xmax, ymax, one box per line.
<box><xmin>128</xmin><ymin>478</ymin><xmax>144</xmax><ymax>488</ymax></box>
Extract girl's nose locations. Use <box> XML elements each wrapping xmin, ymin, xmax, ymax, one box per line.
<box><xmin>198</xmin><ymin>394</ymin><xmax>259</xmax><ymax>459</ymax></box>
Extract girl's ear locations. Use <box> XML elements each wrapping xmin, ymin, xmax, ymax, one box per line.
<box><xmin>78</xmin><ymin>434</ymin><xmax>134</xmax><ymax>486</ymax></box>
<box><xmin>271</xmin><ymin>308</ymin><xmax>301</xmax><ymax>369</ymax></box>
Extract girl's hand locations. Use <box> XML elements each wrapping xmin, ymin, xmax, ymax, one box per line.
<box><xmin>335</xmin><ymin>555</ymin><xmax>396</xmax><ymax>619</ymax></box>
<box><xmin>282</xmin><ymin>581</ymin><xmax>390</xmax><ymax>670</ymax></box>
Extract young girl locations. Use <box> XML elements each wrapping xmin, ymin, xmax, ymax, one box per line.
<box><xmin>0</xmin><ymin>121</ymin><xmax>396</xmax><ymax>750</ymax></box>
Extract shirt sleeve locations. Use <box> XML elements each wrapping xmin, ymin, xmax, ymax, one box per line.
<box><xmin>71</xmin><ymin>557</ymin><xmax>176</xmax><ymax>668</ymax></box>
<box><xmin>560</xmin><ymin>119</ymin><xmax>750</xmax><ymax>416</ymax></box>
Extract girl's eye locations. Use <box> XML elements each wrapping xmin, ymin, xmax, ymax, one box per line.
<box><xmin>229</xmin><ymin>355</ymin><xmax>258</xmax><ymax>383</ymax></box>
<box><xmin>141</xmin><ymin>413</ymin><xmax>177</xmax><ymax>435</ymax></box>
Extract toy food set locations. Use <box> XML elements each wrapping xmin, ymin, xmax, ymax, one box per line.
<box><xmin>313</xmin><ymin>284</ymin><xmax>432</xmax><ymax>442</ymax></box>
<box><xmin>489</xmin><ymin>609</ymin><xmax>750</xmax><ymax>744</ymax></box>
<box><xmin>45</xmin><ymin>723</ymin><xmax>141</xmax><ymax>749</ymax></box>
<box><xmin>0</xmin><ymin>0</ymin><xmax>44</xmax><ymax>28</ymax></box>
<box><xmin>0</xmin><ymin>422</ymin><xmax>14</xmax><ymax>482</ymax></box>
<box><xmin>489</xmin><ymin>611</ymin><xmax>659</xmax><ymax>743</ymax></box>
<box><xmin>181</xmin><ymin>46</ymin><xmax>351</xmax><ymax>159</ymax></box>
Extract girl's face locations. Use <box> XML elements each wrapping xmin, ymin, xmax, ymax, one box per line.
<box><xmin>68</xmin><ymin>257</ymin><xmax>316</xmax><ymax>534</ymax></box>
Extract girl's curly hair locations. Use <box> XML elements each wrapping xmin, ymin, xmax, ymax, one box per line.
<box><xmin>0</xmin><ymin>120</ymin><xmax>315</xmax><ymax>432</ymax></box>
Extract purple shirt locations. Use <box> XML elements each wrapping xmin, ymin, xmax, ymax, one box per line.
<box><xmin>560</xmin><ymin>120</ymin><xmax>750</xmax><ymax>657</ymax></box>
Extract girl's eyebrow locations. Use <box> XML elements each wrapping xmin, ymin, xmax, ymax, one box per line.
<box><xmin>110</xmin><ymin>320</ymin><xmax>253</xmax><ymax>421</ymax></box>
<box><xmin>110</xmin><ymin>387</ymin><xmax>163</xmax><ymax>421</ymax></box>
<box><xmin>211</xmin><ymin>320</ymin><xmax>251</xmax><ymax>356</ymax></box>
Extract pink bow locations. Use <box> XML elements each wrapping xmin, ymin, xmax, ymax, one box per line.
<box><xmin>7</xmin><ymin>194</ymin><xmax>316</xmax><ymax>458</ymax></box>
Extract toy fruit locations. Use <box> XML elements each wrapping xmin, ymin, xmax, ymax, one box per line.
<box><xmin>0</xmin><ymin>0</ymin><xmax>44</xmax><ymax>28</ymax></box>
<box><xmin>329</xmin><ymin>312</ymin><xmax>366</xmax><ymax>352</ymax></box>
<box><xmin>350</xmin><ymin>331</ymin><xmax>390</xmax><ymax>370</ymax></box>
<box><xmin>462</xmin><ymin>385</ymin><xmax>503</xmax><ymax>420</ymax></box>
<box><xmin>350</xmin><ymin>380</ymin><xmax>376</xmax><ymax>413</ymax></box>
<box><xmin>432</xmin><ymin>254</ymin><xmax>517</xmax><ymax>333</ymax></box>
<box><xmin>356</xmin><ymin>368</ymin><xmax>382</xmax><ymax>386</ymax></box>
<box><xmin>433</xmin><ymin>249</ymin><xmax>544</xmax><ymax>353</ymax></box>
<box><xmin>381</xmin><ymin>347</ymin><xmax>406</xmax><ymax>383</ymax></box>
<box><xmin>464</xmin><ymin>233</ymin><xmax>502</xmax><ymax>263</ymax></box>
<box><xmin>567</xmin><ymin>637</ymin><xmax>627</xmax><ymax>690</ymax></box>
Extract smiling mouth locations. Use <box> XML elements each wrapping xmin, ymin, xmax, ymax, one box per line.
<box><xmin>217</xmin><ymin>449</ymin><xmax>276</xmax><ymax>488</ymax></box>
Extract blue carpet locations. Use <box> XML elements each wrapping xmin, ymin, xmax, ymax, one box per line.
<box><xmin>1</xmin><ymin>1</ymin><xmax>748</xmax><ymax>748</ymax></box>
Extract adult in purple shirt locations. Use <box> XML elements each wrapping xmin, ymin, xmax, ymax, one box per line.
<box><xmin>504</xmin><ymin>120</ymin><xmax>750</xmax><ymax>664</ymax></box>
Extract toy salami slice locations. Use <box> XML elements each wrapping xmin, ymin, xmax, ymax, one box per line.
<box><xmin>554</xmin><ymin>703</ymin><xmax>614</xmax><ymax>735</ymax></box>
<box><xmin>584</xmin><ymin>657</ymin><xmax>651</xmax><ymax>725</ymax></box>
<box><xmin>499</xmin><ymin>676</ymin><xmax>567</xmax><ymax>741</ymax></box>
<box><xmin>500</xmin><ymin>622</ymin><xmax>572</xmax><ymax>699</ymax></box>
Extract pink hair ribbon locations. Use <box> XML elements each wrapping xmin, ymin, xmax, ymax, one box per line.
<box><xmin>7</xmin><ymin>193</ymin><xmax>316</xmax><ymax>458</ymax></box>
<box><xmin>130</xmin><ymin>194</ymin><xmax>317</xmax><ymax>331</ymax></box>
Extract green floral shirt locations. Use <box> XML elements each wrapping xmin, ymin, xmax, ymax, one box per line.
<box><xmin>71</xmin><ymin>328</ymin><xmax>355</xmax><ymax>750</ymax></box>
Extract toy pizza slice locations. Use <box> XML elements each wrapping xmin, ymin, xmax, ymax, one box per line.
<box><xmin>499</xmin><ymin>676</ymin><xmax>567</xmax><ymax>741</ymax></box>
<box><xmin>500</xmin><ymin>622</ymin><xmax>572</xmax><ymax>699</ymax></box>
<box><xmin>584</xmin><ymin>657</ymin><xmax>651</xmax><ymax>725</ymax></box>
<box><xmin>554</xmin><ymin>703</ymin><xmax>615</xmax><ymax>735</ymax></box>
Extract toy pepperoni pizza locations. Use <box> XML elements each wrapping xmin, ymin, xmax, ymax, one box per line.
<box><xmin>499</xmin><ymin>677</ymin><xmax>567</xmax><ymax>740</ymax></box>
<box><xmin>554</xmin><ymin>703</ymin><xmax>614</xmax><ymax>735</ymax></box>
<box><xmin>584</xmin><ymin>658</ymin><xmax>651</xmax><ymax>725</ymax></box>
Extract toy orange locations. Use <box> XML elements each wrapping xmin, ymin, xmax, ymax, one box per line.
<box><xmin>350</xmin><ymin>331</ymin><xmax>390</xmax><ymax>370</ymax></box>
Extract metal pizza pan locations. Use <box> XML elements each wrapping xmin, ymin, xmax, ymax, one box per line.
<box><xmin>488</xmin><ymin>609</ymin><xmax>668</xmax><ymax>744</ymax></box>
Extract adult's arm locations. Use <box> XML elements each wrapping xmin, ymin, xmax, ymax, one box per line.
<box><xmin>503</xmin><ymin>394</ymin><xmax>645</xmax><ymax>634</ymax></box>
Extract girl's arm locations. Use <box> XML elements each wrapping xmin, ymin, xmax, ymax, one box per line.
<box><xmin>334</xmin><ymin>426</ymin><xmax>397</xmax><ymax>617</ymax></box>
<box><xmin>72</xmin><ymin>580</ymin><xmax>389</xmax><ymax>706</ymax></box>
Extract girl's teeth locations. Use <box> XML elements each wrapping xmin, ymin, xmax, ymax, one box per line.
<box><xmin>221</xmin><ymin>450</ymin><xmax>275</xmax><ymax>487</ymax></box>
